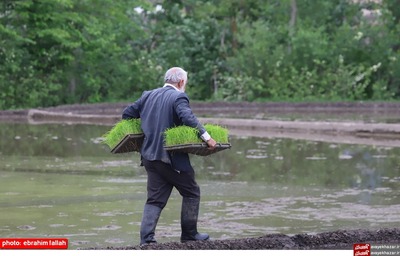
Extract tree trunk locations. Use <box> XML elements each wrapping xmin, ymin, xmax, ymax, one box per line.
<box><xmin>288</xmin><ymin>0</ymin><xmax>297</xmax><ymax>54</ymax></box>
<box><xmin>230</xmin><ymin>15</ymin><xmax>238</xmax><ymax>51</ymax></box>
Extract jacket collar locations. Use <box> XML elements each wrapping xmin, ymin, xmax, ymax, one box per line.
<box><xmin>163</xmin><ymin>83</ymin><xmax>180</xmax><ymax>91</ymax></box>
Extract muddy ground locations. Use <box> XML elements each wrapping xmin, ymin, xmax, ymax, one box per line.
<box><xmin>88</xmin><ymin>228</ymin><xmax>400</xmax><ymax>250</ymax></box>
<box><xmin>2</xmin><ymin>102</ymin><xmax>400</xmax><ymax>250</ymax></box>
<box><xmin>2</xmin><ymin>101</ymin><xmax>400</xmax><ymax>122</ymax></box>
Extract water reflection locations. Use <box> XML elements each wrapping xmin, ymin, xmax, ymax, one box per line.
<box><xmin>0</xmin><ymin>123</ymin><xmax>399</xmax><ymax>248</ymax></box>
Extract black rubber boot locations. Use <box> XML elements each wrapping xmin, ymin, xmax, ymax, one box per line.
<box><xmin>180</xmin><ymin>197</ymin><xmax>209</xmax><ymax>242</ymax></box>
<box><xmin>140</xmin><ymin>204</ymin><xmax>162</xmax><ymax>245</ymax></box>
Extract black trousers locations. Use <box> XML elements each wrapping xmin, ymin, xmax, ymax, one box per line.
<box><xmin>142</xmin><ymin>159</ymin><xmax>200</xmax><ymax>209</ymax></box>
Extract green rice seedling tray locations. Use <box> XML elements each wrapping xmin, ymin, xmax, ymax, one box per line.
<box><xmin>111</xmin><ymin>134</ymin><xmax>144</xmax><ymax>154</ymax></box>
<box><xmin>164</xmin><ymin>143</ymin><xmax>231</xmax><ymax>156</ymax></box>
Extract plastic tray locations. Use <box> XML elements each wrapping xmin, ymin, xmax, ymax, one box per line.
<box><xmin>164</xmin><ymin>143</ymin><xmax>231</xmax><ymax>156</ymax></box>
<box><xmin>111</xmin><ymin>134</ymin><xmax>144</xmax><ymax>154</ymax></box>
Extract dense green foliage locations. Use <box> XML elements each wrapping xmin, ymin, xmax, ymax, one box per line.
<box><xmin>1</xmin><ymin>0</ymin><xmax>399</xmax><ymax>109</ymax></box>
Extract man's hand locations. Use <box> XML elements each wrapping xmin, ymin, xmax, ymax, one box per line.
<box><xmin>206</xmin><ymin>138</ymin><xmax>217</xmax><ymax>150</ymax></box>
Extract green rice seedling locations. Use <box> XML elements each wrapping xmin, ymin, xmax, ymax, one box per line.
<box><xmin>102</xmin><ymin>119</ymin><xmax>142</xmax><ymax>148</ymax></box>
<box><xmin>164</xmin><ymin>124</ymin><xmax>229</xmax><ymax>146</ymax></box>
<box><xmin>164</xmin><ymin>126</ymin><xmax>201</xmax><ymax>146</ymax></box>
<box><xmin>204</xmin><ymin>124</ymin><xmax>229</xmax><ymax>143</ymax></box>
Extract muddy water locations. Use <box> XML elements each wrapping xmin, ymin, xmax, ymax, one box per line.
<box><xmin>0</xmin><ymin>123</ymin><xmax>399</xmax><ymax>249</ymax></box>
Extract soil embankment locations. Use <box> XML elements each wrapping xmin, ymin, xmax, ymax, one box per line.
<box><xmin>2</xmin><ymin>101</ymin><xmax>400</xmax><ymax>147</ymax></box>
<box><xmin>88</xmin><ymin>228</ymin><xmax>400</xmax><ymax>250</ymax></box>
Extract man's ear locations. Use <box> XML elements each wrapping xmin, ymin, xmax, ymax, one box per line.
<box><xmin>178</xmin><ymin>80</ymin><xmax>184</xmax><ymax>89</ymax></box>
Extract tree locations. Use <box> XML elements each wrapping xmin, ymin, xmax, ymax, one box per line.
<box><xmin>1</xmin><ymin>0</ymin><xmax>400</xmax><ymax>109</ymax></box>
<box><xmin>0</xmin><ymin>0</ymin><xmax>152</xmax><ymax>109</ymax></box>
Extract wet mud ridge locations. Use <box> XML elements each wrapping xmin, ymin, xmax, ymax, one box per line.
<box><xmin>87</xmin><ymin>228</ymin><xmax>400</xmax><ymax>250</ymax></box>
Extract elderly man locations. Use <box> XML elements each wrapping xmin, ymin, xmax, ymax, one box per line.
<box><xmin>122</xmin><ymin>67</ymin><xmax>217</xmax><ymax>245</ymax></box>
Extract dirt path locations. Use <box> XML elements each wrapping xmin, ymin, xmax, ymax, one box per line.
<box><xmin>86</xmin><ymin>228</ymin><xmax>400</xmax><ymax>250</ymax></box>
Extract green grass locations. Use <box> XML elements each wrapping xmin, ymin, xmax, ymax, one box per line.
<box><xmin>164</xmin><ymin>124</ymin><xmax>229</xmax><ymax>146</ymax></box>
<box><xmin>102</xmin><ymin>119</ymin><xmax>142</xmax><ymax>148</ymax></box>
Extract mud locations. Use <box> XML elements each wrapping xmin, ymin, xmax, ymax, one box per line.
<box><xmin>86</xmin><ymin>228</ymin><xmax>400</xmax><ymax>250</ymax></box>
<box><xmin>2</xmin><ymin>101</ymin><xmax>400</xmax><ymax>122</ymax></box>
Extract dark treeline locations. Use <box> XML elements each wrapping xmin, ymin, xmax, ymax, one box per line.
<box><xmin>1</xmin><ymin>0</ymin><xmax>399</xmax><ymax>110</ymax></box>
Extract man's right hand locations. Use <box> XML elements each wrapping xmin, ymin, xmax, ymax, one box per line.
<box><xmin>206</xmin><ymin>138</ymin><xmax>217</xmax><ymax>150</ymax></box>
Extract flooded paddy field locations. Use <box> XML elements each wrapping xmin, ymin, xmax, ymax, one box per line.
<box><xmin>0</xmin><ymin>102</ymin><xmax>399</xmax><ymax>249</ymax></box>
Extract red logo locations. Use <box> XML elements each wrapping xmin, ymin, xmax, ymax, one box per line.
<box><xmin>354</xmin><ymin>243</ymin><xmax>370</xmax><ymax>256</ymax></box>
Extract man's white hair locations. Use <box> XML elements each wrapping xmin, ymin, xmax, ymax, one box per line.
<box><xmin>164</xmin><ymin>67</ymin><xmax>187</xmax><ymax>84</ymax></box>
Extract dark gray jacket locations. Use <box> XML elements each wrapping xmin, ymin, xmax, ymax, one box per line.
<box><xmin>122</xmin><ymin>86</ymin><xmax>206</xmax><ymax>172</ymax></box>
